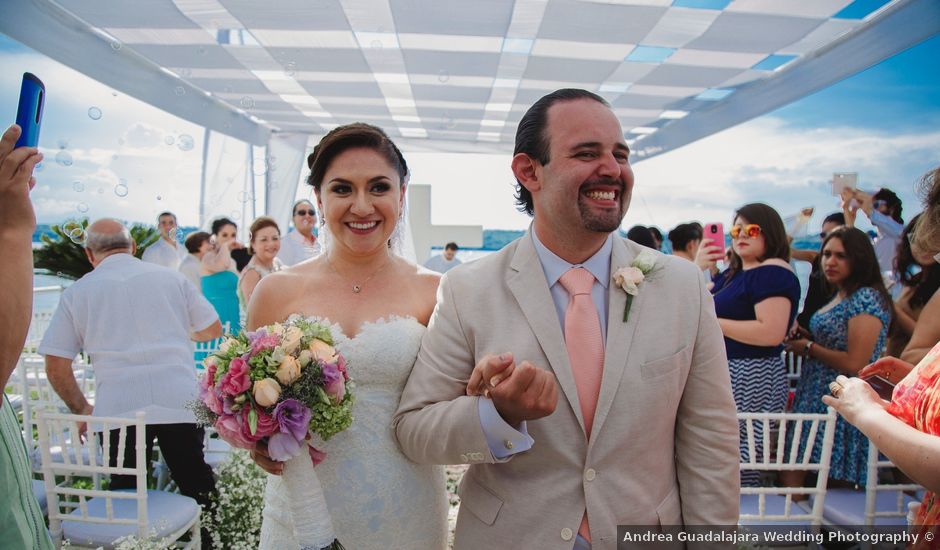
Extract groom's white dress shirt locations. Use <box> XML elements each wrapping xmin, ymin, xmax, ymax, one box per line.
<box><xmin>479</xmin><ymin>230</ymin><xmax>612</xmax><ymax>460</ymax></box>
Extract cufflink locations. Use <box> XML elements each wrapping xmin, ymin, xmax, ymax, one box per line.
<box><xmin>503</xmin><ymin>439</ymin><xmax>514</xmax><ymax>450</ymax></box>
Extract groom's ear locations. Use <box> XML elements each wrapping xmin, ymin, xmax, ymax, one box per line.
<box><xmin>511</xmin><ymin>153</ymin><xmax>541</xmax><ymax>193</ymax></box>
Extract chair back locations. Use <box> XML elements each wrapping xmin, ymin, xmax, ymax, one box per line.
<box><xmin>863</xmin><ymin>441</ymin><xmax>923</xmax><ymax>525</ymax></box>
<box><xmin>37</xmin><ymin>411</ymin><xmax>148</xmax><ymax>545</ymax></box>
<box><xmin>17</xmin><ymin>354</ymin><xmax>96</xmax><ymax>471</ymax></box>
<box><xmin>25</xmin><ymin>310</ymin><xmax>55</xmax><ymax>351</ymax></box>
<box><xmin>738</xmin><ymin>408</ymin><xmax>837</xmax><ymax>526</ymax></box>
<box><xmin>193</xmin><ymin>321</ymin><xmax>231</xmax><ymax>369</ymax></box>
<box><xmin>782</xmin><ymin>350</ymin><xmax>803</xmax><ymax>391</ymax></box>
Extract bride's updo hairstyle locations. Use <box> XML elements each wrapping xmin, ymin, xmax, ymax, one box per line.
<box><xmin>306</xmin><ymin>123</ymin><xmax>409</xmax><ymax>191</ymax></box>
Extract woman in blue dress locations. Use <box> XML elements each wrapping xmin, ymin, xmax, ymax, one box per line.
<box><xmin>711</xmin><ymin>203</ymin><xmax>801</xmax><ymax>485</ymax></box>
<box><xmin>200</xmin><ymin>217</ymin><xmax>243</xmax><ymax>337</ymax></box>
<box><xmin>783</xmin><ymin>226</ymin><xmax>892</xmax><ymax>488</ymax></box>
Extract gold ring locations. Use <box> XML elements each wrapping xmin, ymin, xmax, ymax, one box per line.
<box><xmin>828</xmin><ymin>381</ymin><xmax>844</xmax><ymax>397</ymax></box>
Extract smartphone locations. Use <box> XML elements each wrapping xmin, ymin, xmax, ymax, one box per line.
<box><xmin>863</xmin><ymin>375</ymin><xmax>895</xmax><ymax>401</ymax></box>
<box><xmin>14</xmin><ymin>73</ymin><xmax>45</xmax><ymax>149</ymax></box>
<box><xmin>831</xmin><ymin>172</ymin><xmax>857</xmax><ymax>197</ymax></box>
<box><xmin>703</xmin><ymin>222</ymin><xmax>726</xmax><ymax>258</ymax></box>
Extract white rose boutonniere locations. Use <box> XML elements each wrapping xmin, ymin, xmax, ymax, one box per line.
<box><xmin>612</xmin><ymin>249</ymin><xmax>659</xmax><ymax>322</ymax></box>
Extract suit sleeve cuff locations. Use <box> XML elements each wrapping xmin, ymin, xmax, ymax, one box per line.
<box><xmin>478</xmin><ymin>397</ymin><xmax>534</xmax><ymax>460</ymax></box>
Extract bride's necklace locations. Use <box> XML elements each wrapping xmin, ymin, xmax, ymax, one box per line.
<box><xmin>327</xmin><ymin>255</ymin><xmax>392</xmax><ymax>294</ymax></box>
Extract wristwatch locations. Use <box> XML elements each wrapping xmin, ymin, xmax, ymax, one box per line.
<box><xmin>804</xmin><ymin>341</ymin><xmax>815</xmax><ymax>356</ymax></box>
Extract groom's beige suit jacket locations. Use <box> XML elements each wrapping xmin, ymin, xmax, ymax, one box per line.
<box><xmin>394</xmin><ymin>232</ymin><xmax>739</xmax><ymax>550</ymax></box>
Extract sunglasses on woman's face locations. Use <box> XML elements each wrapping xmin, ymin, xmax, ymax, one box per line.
<box><xmin>873</xmin><ymin>199</ymin><xmax>888</xmax><ymax>209</ymax></box>
<box><xmin>730</xmin><ymin>224</ymin><xmax>762</xmax><ymax>239</ymax></box>
<box><xmin>294</xmin><ymin>209</ymin><xmax>315</xmax><ymax>217</ymax></box>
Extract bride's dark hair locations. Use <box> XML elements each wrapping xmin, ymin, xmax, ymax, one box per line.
<box><xmin>306</xmin><ymin>123</ymin><xmax>408</xmax><ymax>191</ymax></box>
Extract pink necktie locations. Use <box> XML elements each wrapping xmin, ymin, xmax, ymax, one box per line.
<box><xmin>559</xmin><ymin>267</ymin><xmax>605</xmax><ymax>543</ymax></box>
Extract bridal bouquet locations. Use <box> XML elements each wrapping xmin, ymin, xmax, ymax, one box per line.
<box><xmin>192</xmin><ymin>315</ymin><xmax>353</xmax><ymax>550</ymax></box>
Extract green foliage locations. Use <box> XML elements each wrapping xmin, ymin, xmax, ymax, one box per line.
<box><xmin>201</xmin><ymin>450</ymin><xmax>267</xmax><ymax>550</ymax></box>
<box><xmin>32</xmin><ymin>219</ymin><xmax>160</xmax><ymax>280</ymax></box>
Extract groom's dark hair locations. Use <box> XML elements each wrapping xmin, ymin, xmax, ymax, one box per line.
<box><xmin>513</xmin><ymin>89</ymin><xmax>609</xmax><ymax>216</ymax></box>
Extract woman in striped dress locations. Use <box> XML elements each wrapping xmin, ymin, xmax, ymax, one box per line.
<box><xmin>711</xmin><ymin>203</ymin><xmax>801</xmax><ymax>486</ymax></box>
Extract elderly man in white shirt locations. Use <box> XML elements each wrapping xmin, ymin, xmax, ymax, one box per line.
<box><xmin>141</xmin><ymin>211</ymin><xmax>187</xmax><ymax>269</ymax></box>
<box><xmin>39</xmin><ymin>218</ymin><xmax>222</xmax><ymax>525</ymax></box>
<box><xmin>277</xmin><ymin>199</ymin><xmax>321</xmax><ymax>266</ymax></box>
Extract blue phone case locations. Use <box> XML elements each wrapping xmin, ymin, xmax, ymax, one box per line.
<box><xmin>15</xmin><ymin>72</ymin><xmax>45</xmax><ymax>148</ymax></box>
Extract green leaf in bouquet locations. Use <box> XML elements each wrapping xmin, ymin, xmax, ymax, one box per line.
<box><xmin>316</xmin><ymin>386</ymin><xmax>331</xmax><ymax>406</ymax></box>
<box><xmin>248</xmin><ymin>407</ymin><xmax>258</xmax><ymax>436</ymax></box>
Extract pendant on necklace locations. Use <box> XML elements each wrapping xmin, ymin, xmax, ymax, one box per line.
<box><xmin>352</xmin><ymin>285</ymin><xmax>362</xmax><ymax>294</ymax></box>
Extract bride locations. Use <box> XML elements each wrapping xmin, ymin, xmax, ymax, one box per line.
<box><xmin>247</xmin><ymin>123</ymin><xmax>447</xmax><ymax>549</ymax></box>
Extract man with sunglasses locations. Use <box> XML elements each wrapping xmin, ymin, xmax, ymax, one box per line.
<box><xmin>842</xmin><ymin>187</ymin><xmax>904</xmax><ymax>280</ymax></box>
<box><xmin>278</xmin><ymin>199</ymin><xmax>321</xmax><ymax>266</ymax></box>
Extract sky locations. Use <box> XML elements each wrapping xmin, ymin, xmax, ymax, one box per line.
<box><xmin>1</xmin><ymin>30</ymin><xmax>939</xmax><ymax>237</ymax></box>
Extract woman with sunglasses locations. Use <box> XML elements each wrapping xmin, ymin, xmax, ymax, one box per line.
<box><xmin>277</xmin><ymin>199</ymin><xmax>321</xmax><ymax>267</ymax></box>
<box><xmin>782</xmin><ymin>226</ymin><xmax>892</xmax><ymax>489</ymax></box>
<box><xmin>824</xmin><ymin>166</ymin><xmax>940</xmax><ymax>542</ymax></box>
<box><xmin>710</xmin><ymin>203</ymin><xmax>801</xmax><ymax>485</ymax></box>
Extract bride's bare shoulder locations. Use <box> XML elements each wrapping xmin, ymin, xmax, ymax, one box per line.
<box><xmin>248</xmin><ymin>260</ymin><xmax>329</xmax><ymax>327</ymax></box>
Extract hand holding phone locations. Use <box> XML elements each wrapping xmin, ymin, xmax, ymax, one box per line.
<box><xmin>703</xmin><ymin>222</ymin><xmax>726</xmax><ymax>259</ymax></box>
<box><xmin>14</xmin><ymin>73</ymin><xmax>44</xmax><ymax>149</ymax></box>
<box><xmin>862</xmin><ymin>375</ymin><xmax>895</xmax><ymax>401</ymax></box>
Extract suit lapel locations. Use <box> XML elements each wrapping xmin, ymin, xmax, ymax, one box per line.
<box><xmin>589</xmin><ymin>238</ymin><xmax>644</xmax><ymax>450</ymax></box>
<box><xmin>506</xmin><ymin>233</ymin><xmax>587</xmax><ymax>434</ymax></box>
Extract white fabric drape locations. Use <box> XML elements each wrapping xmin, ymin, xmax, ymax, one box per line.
<box><xmin>265</xmin><ymin>133</ymin><xmax>311</xmax><ymax>235</ymax></box>
<box><xmin>199</xmin><ymin>131</ymin><xmax>254</xmax><ymax>238</ymax></box>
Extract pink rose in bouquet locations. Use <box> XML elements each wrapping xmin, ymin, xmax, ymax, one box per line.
<box><xmin>214</xmin><ymin>413</ymin><xmax>256</xmax><ymax>450</ymax></box>
<box><xmin>219</xmin><ymin>357</ymin><xmax>251</xmax><ymax>395</ymax></box>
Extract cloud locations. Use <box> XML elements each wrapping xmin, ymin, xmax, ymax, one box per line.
<box><xmin>631</xmin><ymin>117</ymin><xmax>940</xmax><ymax>232</ymax></box>
<box><xmin>121</xmin><ymin>122</ymin><xmax>165</xmax><ymax>148</ymax></box>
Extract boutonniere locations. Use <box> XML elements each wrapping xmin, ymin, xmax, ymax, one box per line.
<box><xmin>612</xmin><ymin>249</ymin><xmax>659</xmax><ymax>322</ymax></box>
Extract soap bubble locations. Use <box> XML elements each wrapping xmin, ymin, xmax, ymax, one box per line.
<box><xmin>57</xmin><ymin>138</ymin><xmax>69</xmax><ymax>149</ymax></box>
<box><xmin>174</xmin><ymin>86</ymin><xmax>186</xmax><ymax>96</ymax></box>
<box><xmin>110</xmin><ymin>40</ymin><xmax>122</xmax><ymax>51</ymax></box>
<box><xmin>240</xmin><ymin>96</ymin><xmax>254</xmax><ymax>110</ymax></box>
<box><xmin>284</xmin><ymin>62</ymin><xmax>297</xmax><ymax>77</ymax></box>
<box><xmin>437</xmin><ymin>70</ymin><xmax>450</xmax><ymax>83</ymax></box>
<box><xmin>76</xmin><ymin>203</ymin><xmax>89</xmax><ymax>213</ymax></box>
<box><xmin>114</xmin><ymin>182</ymin><xmax>129</xmax><ymax>197</ymax></box>
<box><xmin>55</xmin><ymin>151</ymin><xmax>73</xmax><ymax>167</ymax></box>
<box><xmin>164</xmin><ymin>135</ymin><xmax>175</xmax><ymax>146</ymax></box>
<box><xmin>177</xmin><ymin>134</ymin><xmax>194</xmax><ymax>151</ymax></box>
<box><xmin>72</xmin><ymin>181</ymin><xmax>84</xmax><ymax>192</ymax></box>
<box><xmin>88</xmin><ymin>107</ymin><xmax>103</xmax><ymax>120</ymax></box>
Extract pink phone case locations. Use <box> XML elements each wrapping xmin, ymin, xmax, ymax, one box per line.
<box><xmin>704</xmin><ymin>222</ymin><xmax>725</xmax><ymax>257</ymax></box>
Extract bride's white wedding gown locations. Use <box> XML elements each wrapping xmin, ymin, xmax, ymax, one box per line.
<box><xmin>259</xmin><ymin>316</ymin><xmax>448</xmax><ymax>550</ymax></box>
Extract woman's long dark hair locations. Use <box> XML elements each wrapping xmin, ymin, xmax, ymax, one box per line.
<box><xmin>895</xmin><ymin>213</ymin><xmax>940</xmax><ymax>310</ymax></box>
<box><xmin>822</xmin><ymin>226</ymin><xmax>893</xmax><ymax>325</ymax></box>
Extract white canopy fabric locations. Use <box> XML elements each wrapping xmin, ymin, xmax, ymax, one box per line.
<box><xmin>3</xmin><ymin>0</ymin><xmax>938</xmax><ymax>160</ymax></box>
<box><xmin>3</xmin><ymin>0</ymin><xmax>938</xmax><ymax>237</ymax></box>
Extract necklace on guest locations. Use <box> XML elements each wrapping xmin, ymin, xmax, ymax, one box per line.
<box><xmin>327</xmin><ymin>255</ymin><xmax>392</xmax><ymax>294</ymax></box>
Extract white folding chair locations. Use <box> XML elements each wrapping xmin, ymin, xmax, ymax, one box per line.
<box><xmin>25</xmin><ymin>310</ymin><xmax>55</xmax><ymax>352</ymax></box>
<box><xmin>782</xmin><ymin>350</ymin><xmax>803</xmax><ymax>393</ymax></box>
<box><xmin>37</xmin><ymin>411</ymin><xmax>200</xmax><ymax>549</ymax></box>
<box><xmin>193</xmin><ymin>321</ymin><xmax>230</xmax><ymax>369</ymax></box>
<box><xmin>738</xmin><ymin>408</ymin><xmax>837</xmax><ymax>537</ymax></box>
<box><xmin>820</xmin><ymin>440</ymin><xmax>924</xmax><ymax>536</ymax></box>
<box><xmin>17</xmin><ymin>354</ymin><xmax>97</xmax><ymax>474</ymax></box>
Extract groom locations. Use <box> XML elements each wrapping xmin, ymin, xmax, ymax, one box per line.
<box><xmin>393</xmin><ymin>89</ymin><xmax>739</xmax><ymax>550</ymax></box>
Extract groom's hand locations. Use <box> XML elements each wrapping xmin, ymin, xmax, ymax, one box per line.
<box><xmin>489</xmin><ymin>360</ymin><xmax>558</xmax><ymax>428</ymax></box>
<box><xmin>467</xmin><ymin>353</ymin><xmax>515</xmax><ymax>397</ymax></box>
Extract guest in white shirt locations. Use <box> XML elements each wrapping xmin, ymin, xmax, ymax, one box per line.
<box><xmin>844</xmin><ymin>187</ymin><xmax>904</xmax><ymax>290</ymax></box>
<box><xmin>423</xmin><ymin>242</ymin><xmax>462</xmax><ymax>273</ymax></box>
<box><xmin>141</xmin><ymin>211</ymin><xmax>187</xmax><ymax>269</ymax></box>
<box><xmin>39</xmin><ymin>218</ymin><xmax>222</xmax><ymax>521</ymax></box>
<box><xmin>178</xmin><ymin>231</ymin><xmax>211</xmax><ymax>290</ymax></box>
<box><xmin>277</xmin><ymin>199</ymin><xmax>321</xmax><ymax>266</ymax></box>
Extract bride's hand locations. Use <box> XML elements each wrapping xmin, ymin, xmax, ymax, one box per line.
<box><xmin>250</xmin><ymin>441</ymin><xmax>284</xmax><ymax>475</ymax></box>
<box><xmin>467</xmin><ymin>353</ymin><xmax>515</xmax><ymax>397</ymax></box>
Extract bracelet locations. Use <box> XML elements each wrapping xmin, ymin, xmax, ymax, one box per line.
<box><xmin>804</xmin><ymin>341</ymin><xmax>815</xmax><ymax>357</ymax></box>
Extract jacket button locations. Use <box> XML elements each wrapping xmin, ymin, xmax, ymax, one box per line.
<box><xmin>561</xmin><ymin>527</ymin><xmax>573</xmax><ymax>541</ymax></box>
<box><xmin>585</xmin><ymin>468</ymin><xmax>596</xmax><ymax>481</ymax></box>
